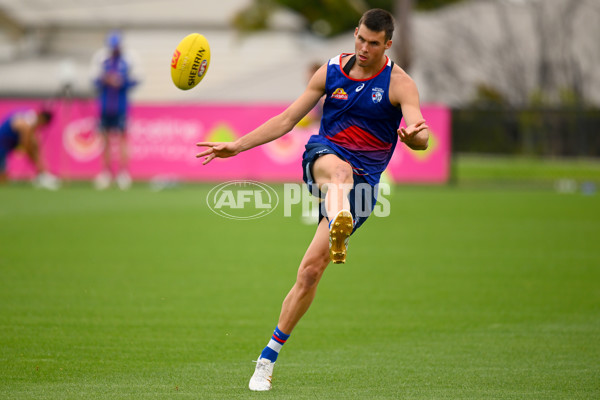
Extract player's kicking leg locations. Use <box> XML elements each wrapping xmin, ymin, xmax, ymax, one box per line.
<box><xmin>312</xmin><ymin>154</ymin><xmax>354</xmax><ymax>264</ymax></box>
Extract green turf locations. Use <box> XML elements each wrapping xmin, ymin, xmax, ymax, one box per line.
<box><xmin>1</xmin><ymin>182</ymin><xmax>599</xmax><ymax>399</ymax></box>
<box><xmin>455</xmin><ymin>155</ymin><xmax>600</xmax><ymax>185</ymax></box>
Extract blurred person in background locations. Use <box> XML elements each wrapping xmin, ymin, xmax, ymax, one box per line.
<box><xmin>90</xmin><ymin>31</ymin><xmax>141</xmax><ymax>190</ymax></box>
<box><xmin>0</xmin><ymin>109</ymin><xmax>60</xmax><ymax>190</ymax></box>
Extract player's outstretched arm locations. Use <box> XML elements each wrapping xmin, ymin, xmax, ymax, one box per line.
<box><xmin>196</xmin><ymin>65</ymin><xmax>327</xmax><ymax>165</ymax></box>
<box><xmin>390</xmin><ymin>67</ymin><xmax>429</xmax><ymax>151</ymax></box>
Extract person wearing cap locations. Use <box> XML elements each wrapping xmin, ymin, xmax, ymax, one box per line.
<box><xmin>90</xmin><ymin>31</ymin><xmax>142</xmax><ymax>190</ymax></box>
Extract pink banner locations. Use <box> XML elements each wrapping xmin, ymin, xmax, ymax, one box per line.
<box><xmin>1</xmin><ymin>99</ymin><xmax>450</xmax><ymax>183</ymax></box>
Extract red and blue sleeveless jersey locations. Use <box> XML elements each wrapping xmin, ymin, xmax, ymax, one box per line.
<box><xmin>91</xmin><ymin>50</ymin><xmax>140</xmax><ymax>117</ymax></box>
<box><xmin>307</xmin><ymin>53</ymin><xmax>403</xmax><ymax>186</ymax></box>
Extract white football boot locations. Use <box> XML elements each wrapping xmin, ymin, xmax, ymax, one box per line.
<box><xmin>94</xmin><ymin>171</ymin><xmax>111</xmax><ymax>190</ymax></box>
<box><xmin>248</xmin><ymin>358</ymin><xmax>275</xmax><ymax>391</ymax></box>
<box><xmin>33</xmin><ymin>172</ymin><xmax>60</xmax><ymax>191</ymax></box>
<box><xmin>329</xmin><ymin>209</ymin><xmax>353</xmax><ymax>264</ymax></box>
<box><xmin>116</xmin><ymin>171</ymin><xmax>132</xmax><ymax>190</ymax></box>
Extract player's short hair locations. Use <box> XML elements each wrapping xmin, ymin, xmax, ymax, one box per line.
<box><xmin>38</xmin><ymin>109</ymin><xmax>53</xmax><ymax>125</ymax></box>
<box><xmin>358</xmin><ymin>9</ymin><xmax>395</xmax><ymax>42</ymax></box>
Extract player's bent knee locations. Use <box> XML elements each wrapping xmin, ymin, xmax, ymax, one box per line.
<box><xmin>331</xmin><ymin>163</ymin><xmax>353</xmax><ymax>184</ymax></box>
<box><xmin>313</xmin><ymin>155</ymin><xmax>352</xmax><ymax>185</ymax></box>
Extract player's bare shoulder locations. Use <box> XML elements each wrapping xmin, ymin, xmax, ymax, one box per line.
<box><xmin>389</xmin><ymin>63</ymin><xmax>418</xmax><ymax>107</ymax></box>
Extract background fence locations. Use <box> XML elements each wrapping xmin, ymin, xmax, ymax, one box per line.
<box><xmin>452</xmin><ymin>107</ymin><xmax>600</xmax><ymax>157</ymax></box>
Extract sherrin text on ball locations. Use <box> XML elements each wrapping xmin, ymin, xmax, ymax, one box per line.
<box><xmin>170</xmin><ymin>33</ymin><xmax>211</xmax><ymax>90</ymax></box>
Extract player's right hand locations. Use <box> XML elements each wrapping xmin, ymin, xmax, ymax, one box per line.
<box><xmin>195</xmin><ymin>142</ymin><xmax>240</xmax><ymax>165</ymax></box>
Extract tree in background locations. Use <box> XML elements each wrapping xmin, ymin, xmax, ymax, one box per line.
<box><xmin>232</xmin><ymin>0</ymin><xmax>464</xmax><ymax>71</ymax></box>
<box><xmin>462</xmin><ymin>0</ymin><xmax>590</xmax><ymax>107</ymax></box>
<box><xmin>393</xmin><ymin>0</ymin><xmax>413</xmax><ymax>71</ymax></box>
<box><xmin>234</xmin><ymin>0</ymin><xmax>599</xmax><ymax>109</ymax></box>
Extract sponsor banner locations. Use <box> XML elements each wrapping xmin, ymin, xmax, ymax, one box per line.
<box><xmin>1</xmin><ymin>99</ymin><xmax>450</xmax><ymax>183</ymax></box>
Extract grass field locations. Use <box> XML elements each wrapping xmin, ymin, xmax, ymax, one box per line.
<box><xmin>454</xmin><ymin>155</ymin><xmax>600</xmax><ymax>186</ymax></box>
<box><xmin>1</xmin><ymin>167</ymin><xmax>599</xmax><ymax>399</ymax></box>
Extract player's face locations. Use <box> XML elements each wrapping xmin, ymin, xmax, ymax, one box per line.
<box><xmin>354</xmin><ymin>25</ymin><xmax>392</xmax><ymax>68</ymax></box>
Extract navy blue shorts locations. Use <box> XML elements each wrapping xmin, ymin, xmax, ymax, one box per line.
<box><xmin>99</xmin><ymin>114</ymin><xmax>127</xmax><ymax>134</ymax></box>
<box><xmin>0</xmin><ymin>149</ymin><xmax>7</xmax><ymax>173</ymax></box>
<box><xmin>301</xmin><ymin>142</ymin><xmax>377</xmax><ymax>233</ymax></box>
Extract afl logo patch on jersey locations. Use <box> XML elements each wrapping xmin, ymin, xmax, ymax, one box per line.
<box><xmin>372</xmin><ymin>87</ymin><xmax>384</xmax><ymax>103</ymax></box>
<box><xmin>332</xmin><ymin>88</ymin><xmax>349</xmax><ymax>100</ymax></box>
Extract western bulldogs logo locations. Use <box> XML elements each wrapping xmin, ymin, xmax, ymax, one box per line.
<box><xmin>372</xmin><ymin>87</ymin><xmax>384</xmax><ymax>103</ymax></box>
<box><xmin>198</xmin><ymin>59</ymin><xmax>208</xmax><ymax>77</ymax></box>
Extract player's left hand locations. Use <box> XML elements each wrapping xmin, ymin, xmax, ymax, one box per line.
<box><xmin>398</xmin><ymin>119</ymin><xmax>428</xmax><ymax>143</ymax></box>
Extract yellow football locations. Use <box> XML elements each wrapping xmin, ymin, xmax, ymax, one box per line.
<box><xmin>170</xmin><ymin>33</ymin><xmax>211</xmax><ymax>90</ymax></box>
